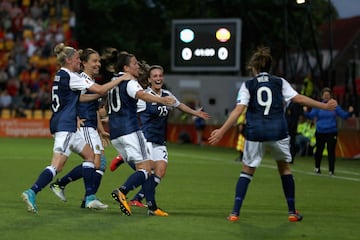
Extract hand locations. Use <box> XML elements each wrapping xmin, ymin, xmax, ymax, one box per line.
<box><xmin>115</xmin><ymin>72</ymin><xmax>134</xmax><ymax>82</ymax></box>
<box><xmin>326</xmin><ymin>99</ymin><xmax>337</xmax><ymax>110</ymax></box>
<box><xmin>348</xmin><ymin>106</ymin><xmax>354</xmax><ymax>113</ymax></box>
<box><xmin>196</xmin><ymin>110</ymin><xmax>210</xmax><ymax>120</ymax></box>
<box><xmin>208</xmin><ymin>129</ymin><xmax>223</xmax><ymax>145</ymax></box>
<box><xmin>162</xmin><ymin>96</ymin><xmax>176</xmax><ymax>106</ymax></box>
<box><xmin>77</xmin><ymin>118</ymin><xmax>86</xmax><ymax>129</ymax></box>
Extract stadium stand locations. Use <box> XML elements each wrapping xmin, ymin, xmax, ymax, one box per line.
<box><xmin>0</xmin><ymin>0</ymin><xmax>76</xmax><ymax>120</ymax></box>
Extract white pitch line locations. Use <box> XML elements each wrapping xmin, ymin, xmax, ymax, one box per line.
<box><xmin>171</xmin><ymin>152</ymin><xmax>360</xmax><ymax>182</ymax></box>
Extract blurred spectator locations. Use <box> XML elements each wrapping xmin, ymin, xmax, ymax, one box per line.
<box><xmin>35</xmin><ymin>84</ymin><xmax>51</xmax><ymax>112</ymax></box>
<box><xmin>301</xmin><ymin>74</ymin><xmax>314</xmax><ymax>97</ymax></box>
<box><xmin>21</xmin><ymin>86</ymin><xmax>35</xmax><ymax>110</ymax></box>
<box><xmin>304</xmin><ymin>87</ymin><xmax>354</xmax><ymax>175</ymax></box>
<box><xmin>0</xmin><ymin>1</ymin><xmax>12</xmax><ymax>13</ymax></box>
<box><xmin>0</xmin><ymin>88</ymin><xmax>12</xmax><ymax>110</ymax></box>
<box><xmin>11</xmin><ymin>7</ymin><xmax>23</xmax><ymax>40</ymax></box>
<box><xmin>10</xmin><ymin>2</ymin><xmax>22</xmax><ymax>18</ymax></box>
<box><xmin>69</xmin><ymin>11</ymin><xmax>76</xmax><ymax>33</ymax></box>
<box><xmin>295</xmin><ymin>115</ymin><xmax>316</xmax><ymax>156</ymax></box>
<box><xmin>0</xmin><ymin>66</ymin><xmax>8</xmax><ymax>90</ymax></box>
<box><xmin>14</xmin><ymin>40</ymin><xmax>28</xmax><ymax>72</ymax></box>
<box><xmin>30</xmin><ymin>0</ymin><xmax>42</xmax><ymax>19</ymax></box>
<box><xmin>6</xmin><ymin>58</ymin><xmax>17</xmax><ymax>78</ymax></box>
<box><xmin>6</xmin><ymin>77</ymin><xmax>19</xmax><ymax>97</ymax></box>
<box><xmin>11</xmin><ymin>89</ymin><xmax>27</xmax><ymax>117</ymax></box>
<box><xmin>23</xmin><ymin>11</ymin><xmax>36</xmax><ymax>31</ymax></box>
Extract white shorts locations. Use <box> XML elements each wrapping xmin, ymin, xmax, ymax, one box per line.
<box><xmin>111</xmin><ymin>130</ymin><xmax>150</xmax><ymax>164</ymax></box>
<box><xmin>243</xmin><ymin>137</ymin><xmax>292</xmax><ymax>168</ymax></box>
<box><xmin>53</xmin><ymin>131</ymin><xmax>87</xmax><ymax>157</ymax></box>
<box><xmin>146</xmin><ymin>142</ymin><xmax>168</xmax><ymax>163</ymax></box>
<box><xmin>78</xmin><ymin>127</ymin><xmax>103</xmax><ymax>155</ymax></box>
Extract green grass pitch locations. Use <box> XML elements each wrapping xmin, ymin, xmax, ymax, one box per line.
<box><xmin>0</xmin><ymin>137</ymin><xmax>359</xmax><ymax>240</ymax></box>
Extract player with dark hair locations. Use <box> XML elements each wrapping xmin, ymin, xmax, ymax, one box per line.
<box><xmin>122</xmin><ymin>65</ymin><xmax>209</xmax><ymax>207</ymax></box>
<box><xmin>209</xmin><ymin>46</ymin><xmax>337</xmax><ymax>222</ymax></box>
<box><xmin>108</xmin><ymin>52</ymin><xmax>176</xmax><ymax>216</ymax></box>
<box><xmin>304</xmin><ymin>87</ymin><xmax>354</xmax><ymax>175</ymax></box>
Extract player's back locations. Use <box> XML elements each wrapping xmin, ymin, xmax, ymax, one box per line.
<box><xmin>50</xmin><ymin>69</ymin><xmax>80</xmax><ymax>134</ymax></box>
<box><xmin>108</xmin><ymin>80</ymin><xmax>139</xmax><ymax>139</ymax></box>
<box><xmin>245</xmin><ymin>73</ymin><xmax>288</xmax><ymax>141</ymax></box>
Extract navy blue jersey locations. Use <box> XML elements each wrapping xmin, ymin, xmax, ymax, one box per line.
<box><xmin>108</xmin><ymin>79</ymin><xmax>143</xmax><ymax>139</ymax></box>
<box><xmin>77</xmin><ymin>73</ymin><xmax>100</xmax><ymax>129</ymax></box>
<box><xmin>138</xmin><ymin>88</ymin><xmax>179</xmax><ymax>145</ymax></box>
<box><xmin>50</xmin><ymin>69</ymin><xmax>80</xmax><ymax>134</ymax></box>
<box><xmin>238</xmin><ymin>73</ymin><xmax>297</xmax><ymax>142</ymax></box>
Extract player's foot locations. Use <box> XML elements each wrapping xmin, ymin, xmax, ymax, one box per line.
<box><xmin>314</xmin><ymin>168</ymin><xmax>321</xmax><ymax>174</ymax></box>
<box><xmin>21</xmin><ymin>189</ymin><xmax>38</xmax><ymax>213</ymax></box>
<box><xmin>49</xmin><ymin>181</ymin><xmax>66</xmax><ymax>202</ymax></box>
<box><xmin>329</xmin><ymin>171</ymin><xmax>334</xmax><ymax>176</ymax></box>
<box><xmin>227</xmin><ymin>213</ymin><xmax>239</xmax><ymax>222</ymax></box>
<box><xmin>111</xmin><ymin>189</ymin><xmax>131</xmax><ymax>216</ymax></box>
<box><xmin>110</xmin><ymin>155</ymin><xmax>124</xmax><ymax>171</ymax></box>
<box><xmin>85</xmin><ymin>194</ymin><xmax>108</xmax><ymax>210</ymax></box>
<box><xmin>129</xmin><ymin>199</ymin><xmax>147</xmax><ymax>208</ymax></box>
<box><xmin>288</xmin><ymin>210</ymin><xmax>303</xmax><ymax>222</ymax></box>
<box><xmin>148</xmin><ymin>208</ymin><xmax>169</xmax><ymax>217</ymax></box>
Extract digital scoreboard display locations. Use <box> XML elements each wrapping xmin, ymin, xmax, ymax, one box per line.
<box><xmin>171</xmin><ymin>18</ymin><xmax>242</xmax><ymax>72</ymax></box>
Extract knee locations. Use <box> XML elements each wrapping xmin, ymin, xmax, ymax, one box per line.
<box><xmin>156</xmin><ymin>169</ymin><xmax>166</xmax><ymax>178</ymax></box>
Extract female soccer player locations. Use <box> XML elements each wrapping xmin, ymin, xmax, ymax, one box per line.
<box><xmin>21</xmin><ymin>43</ymin><xmax>130</xmax><ymax>213</ymax></box>
<box><xmin>208</xmin><ymin>46</ymin><xmax>337</xmax><ymax>222</ymax></box>
<box><xmin>108</xmin><ymin>52</ymin><xmax>175</xmax><ymax>216</ymax></box>
<box><xmin>49</xmin><ymin>48</ymin><xmax>118</xmax><ymax>209</ymax></box>
<box><xmin>127</xmin><ymin>65</ymin><xmax>209</xmax><ymax>207</ymax></box>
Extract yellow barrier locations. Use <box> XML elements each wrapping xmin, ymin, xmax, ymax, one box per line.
<box><xmin>0</xmin><ymin>109</ymin><xmax>52</xmax><ymax>120</ymax></box>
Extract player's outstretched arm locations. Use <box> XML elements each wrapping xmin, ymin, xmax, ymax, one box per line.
<box><xmin>208</xmin><ymin>104</ymin><xmax>245</xmax><ymax>145</ymax></box>
<box><xmin>136</xmin><ymin>91</ymin><xmax>176</xmax><ymax>106</ymax></box>
<box><xmin>89</xmin><ymin>73</ymin><xmax>133</xmax><ymax>95</ymax></box>
<box><xmin>292</xmin><ymin>94</ymin><xmax>337</xmax><ymax>111</ymax></box>
<box><xmin>177</xmin><ymin>104</ymin><xmax>210</xmax><ymax>120</ymax></box>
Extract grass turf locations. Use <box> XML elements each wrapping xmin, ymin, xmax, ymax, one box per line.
<box><xmin>0</xmin><ymin>137</ymin><xmax>359</xmax><ymax>240</ymax></box>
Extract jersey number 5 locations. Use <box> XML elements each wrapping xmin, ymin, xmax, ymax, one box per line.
<box><xmin>51</xmin><ymin>85</ymin><xmax>60</xmax><ymax>112</ymax></box>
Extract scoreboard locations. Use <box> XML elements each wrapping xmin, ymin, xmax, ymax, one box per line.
<box><xmin>171</xmin><ymin>18</ymin><xmax>242</xmax><ymax>72</ymax></box>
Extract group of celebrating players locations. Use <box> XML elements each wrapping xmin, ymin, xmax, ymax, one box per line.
<box><xmin>21</xmin><ymin>43</ymin><xmax>338</xmax><ymax>222</ymax></box>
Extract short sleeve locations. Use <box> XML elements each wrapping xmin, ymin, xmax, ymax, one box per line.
<box><xmin>69</xmin><ymin>72</ymin><xmax>94</xmax><ymax>91</ymax></box>
<box><xmin>127</xmin><ymin>80</ymin><xmax>143</xmax><ymax>99</ymax></box>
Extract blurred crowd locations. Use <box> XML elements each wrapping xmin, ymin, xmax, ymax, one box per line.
<box><xmin>0</xmin><ymin>0</ymin><xmax>76</xmax><ymax>117</ymax></box>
